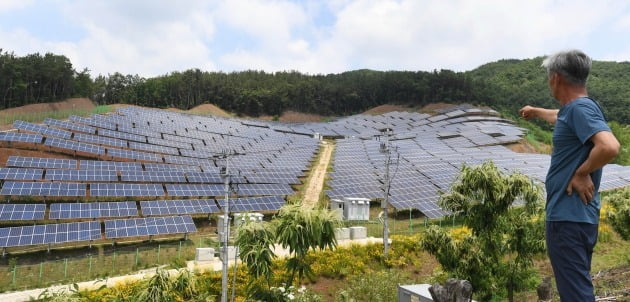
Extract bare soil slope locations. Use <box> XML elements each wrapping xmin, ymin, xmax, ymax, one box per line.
<box><xmin>0</xmin><ymin>98</ymin><xmax>95</xmax><ymax>115</ymax></box>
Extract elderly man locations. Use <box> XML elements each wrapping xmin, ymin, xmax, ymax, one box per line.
<box><xmin>520</xmin><ymin>49</ymin><xmax>620</xmax><ymax>301</ymax></box>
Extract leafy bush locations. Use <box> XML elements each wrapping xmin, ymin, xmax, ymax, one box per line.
<box><xmin>335</xmin><ymin>270</ymin><xmax>410</xmax><ymax>302</ymax></box>
<box><xmin>603</xmin><ymin>187</ymin><xmax>630</xmax><ymax>240</ymax></box>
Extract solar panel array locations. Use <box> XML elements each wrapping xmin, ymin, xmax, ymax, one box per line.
<box><xmin>324</xmin><ymin>110</ymin><xmax>630</xmax><ymax>218</ymax></box>
<box><xmin>2</xmin><ymin>105</ymin><xmax>628</xmax><ymax>250</ymax></box>
<box><xmin>104</xmin><ymin>216</ymin><xmax>196</xmax><ymax>239</ymax></box>
<box><xmin>0</xmin><ymin>221</ymin><xmax>101</xmax><ymax>248</ymax></box>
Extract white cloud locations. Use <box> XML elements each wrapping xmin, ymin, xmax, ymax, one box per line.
<box><xmin>0</xmin><ymin>0</ymin><xmax>32</xmax><ymax>12</ymax></box>
<box><xmin>1</xmin><ymin>0</ymin><xmax>629</xmax><ymax>76</ymax></box>
<box><xmin>315</xmin><ymin>0</ymin><xmax>629</xmax><ymax>72</ymax></box>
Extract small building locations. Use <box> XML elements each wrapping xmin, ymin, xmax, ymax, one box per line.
<box><xmin>233</xmin><ymin>212</ymin><xmax>264</xmax><ymax>227</ymax></box>
<box><xmin>332</xmin><ymin>197</ymin><xmax>370</xmax><ymax>221</ymax></box>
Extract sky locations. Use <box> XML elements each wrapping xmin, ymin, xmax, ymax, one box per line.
<box><xmin>1</xmin><ymin>0</ymin><xmax>630</xmax><ymax>77</ymax></box>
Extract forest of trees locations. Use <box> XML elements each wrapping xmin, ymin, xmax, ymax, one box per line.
<box><xmin>1</xmin><ymin>49</ymin><xmax>628</xmax><ymax>124</ymax></box>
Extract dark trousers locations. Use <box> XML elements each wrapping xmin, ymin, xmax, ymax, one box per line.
<box><xmin>546</xmin><ymin>221</ymin><xmax>598</xmax><ymax>302</ymax></box>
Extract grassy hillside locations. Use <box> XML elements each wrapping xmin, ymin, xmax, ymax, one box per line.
<box><xmin>470</xmin><ymin>58</ymin><xmax>630</xmax><ymax>125</ymax></box>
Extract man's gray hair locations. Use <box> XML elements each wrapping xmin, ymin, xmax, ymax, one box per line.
<box><xmin>542</xmin><ymin>49</ymin><xmax>592</xmax><ymax>86</ymax></box>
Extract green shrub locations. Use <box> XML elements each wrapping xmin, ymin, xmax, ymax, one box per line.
<box><xmin>603</xmin><ymin>187</ymin><xmax>630</xmax><ymax>240</ymax></box>
<box><xmin>335</xmin><ymin>270</ymin><xmax>410</xmax><ymax>302</ymax></box>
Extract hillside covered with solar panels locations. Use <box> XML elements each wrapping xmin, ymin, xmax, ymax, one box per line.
<box><xmin>1</xmin><ymin>105</ymin><xmax>629</xmax><ymax>252</ymax></box>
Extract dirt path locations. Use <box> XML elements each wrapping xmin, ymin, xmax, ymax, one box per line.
<box><xmin>302</xmin><ymin>141</ymin><xmax>334</xmax><ymax>207</ymax></box>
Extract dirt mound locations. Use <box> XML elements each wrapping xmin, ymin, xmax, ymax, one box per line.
<box><xmin>187</xmin><ymin>103</ymin><xmax>231</xmax><ymax>117</ymax></box>
<box><xmin>259</xmin><ymin>111</ymin><xmax>325</xmax><ymax>123</ymax></box>
<box><xmin>363</xmin><ymin>104</ymin><xmax>413</xmax><ymax>115</ymax></box>
<box><xmin>0</xmin><ymin>98</ymin><xmax>95</xmax><ymax>115</ymax></box>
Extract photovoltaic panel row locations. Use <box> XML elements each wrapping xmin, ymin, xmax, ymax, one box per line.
<box><xmin>140</xmin><ymin>199</ymin><xmax>219</xmax><ymax>216</ymax></box>
<box><xmin>217</xmin><ymin>196</ymin><xmax>285</xmax><ymax>212</ymax></box>
<box><xmin>121</xmin><ymin>170</ymin><xmax>187</xmax><ymax>182</ymax></box>
<box><xmin>185</xmin><ymin>172</ymin><xmax>224</xmax><ymax>183</ymax></box>
<box><xmin>79</xmin><ymin>160</ymin><xmax>143</xmax><ymax>171</ymax></box>
<box><xmin>0</xmin><ymin>168</ymin><xmax>44</xmax><ymax>180</ymax></box>
<box><xmin>234</xmin><ymin>184</ymin><xmax>294</xmax><ymax>196</ymax></box>
<box><xmin>90</xmin><ymin>183</ymin><xmax>165</xmax><ymax>197</ymax></box>
<box><xmin>98</xmin><ymin>128</ymin><xmax>146</xmax><ymax>143</ymax></box>
<box><xmin>74</xmin><ymin>133</ymin><xmax>128</xmax><ymax>148</ymax></box>
<box><xmin>165</xmin><ymin>184</ymin><xmax>224</xmax><ymax>196</ymax></box>
<box><xmin>129</xmin><ymin>141</ymin><xmax>179</xmax><ymax>155</ymax></box>
<box><xmin>0</xmin><ymin>132</ymin><xmax>43</xmax><ymax>144</ymax></box>
<box><xmin>49</xmin><ymin>202</ymin><xmax>138</xmax><ymax>219</ymax></box>
<box><xmin>104</xmin><ymin>215</ymin><xmax>196</xmax><ymax>239</ymax></box>
<box><xmin>144</xmin><ymin>163</ymin><xmax>202</xmax><ymax>172</ymax></box>
<box><xmin>0</xmin><ymin>204</ymin><xmax>46</xmax><ymax>220</ymax></box>
<box><xmin>69</xmin><ymin>115</ymin><xmax>117</xmax><ymax>130</ymax></box>
<box><xmin>107</xmin><ymin>148</ymin><xmax>162</xmax><ymax>162</ymax></box>
<box><xmin>13</xmin><ymin>120</ymin><xmax>72</xmax><ymax>139</ymax></box>
<box><xmin>45</xmin><ymin>169</ymin><xmax>118</xmax><ymax>181</ymax></box>
<box><xmin>45</xmin><ymin>137</ymin><xmax>106</xmax><ymax>155</ymax></box>
<box><xmin>0</xmin><ymin>181</ymin><xmax>87</xmax><ymax>196</ymax></box>
<box><xmin>0</xmin><ymin>221</ymin><xmax>101</xmax><ymax>248</ymax></box>
<box><xmin>7</xmin><ymin>156</ymin><xmax>77</xmax><ymax>169</ymax></box>
<box><xmin>44</xmin><ymin>118</ymin><xmax>96</xmax><ymax>134</ymax></box>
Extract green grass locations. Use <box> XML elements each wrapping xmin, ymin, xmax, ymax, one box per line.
<box><xmin>0</xmin><ymin>105</ymin><xmax>115</xmax><ymax>125</ymax></box>
<box><xmin>0</xmin><ymin>235</ymin><xmax>214</xmax><ymax>292</ymax></box>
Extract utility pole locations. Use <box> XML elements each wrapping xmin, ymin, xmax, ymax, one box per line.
<box><xmin>379</xmin><ymin>128</ymin><xmax>392</xmax><ymax>257</ymax></box>
<box><xmin>220</xmin><ymin>149</ymin><xmax>231</xmax><ymax>302</ymax></box>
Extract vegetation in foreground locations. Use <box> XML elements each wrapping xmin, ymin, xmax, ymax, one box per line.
<box><xmin>32</xmin><ymin>177</ymin><xmax>629</xmax><ymax>302</ymax></box>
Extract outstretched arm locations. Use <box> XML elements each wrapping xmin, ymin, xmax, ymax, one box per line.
<box><xmin>519</xmin><ymin>105</ymin><xmax>559</xmax><ymax>125</ymax></box>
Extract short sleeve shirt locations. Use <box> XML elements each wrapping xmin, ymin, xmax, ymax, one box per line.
<box><xmin>545</xmin><ymin>97</ymin><xmax>611</xmax><ymax>224</ymax></box>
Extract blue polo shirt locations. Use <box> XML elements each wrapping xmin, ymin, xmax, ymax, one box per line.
<box><xmin>545</xmin><ymin>97</ymin><xmax>611</xmax><ymax>224</ymax></box>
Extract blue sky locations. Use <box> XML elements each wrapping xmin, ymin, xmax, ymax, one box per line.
<box><xmin>1</xmin><ymin>0</ymin><xmax>630</xmax><ymax>77</ymax></box>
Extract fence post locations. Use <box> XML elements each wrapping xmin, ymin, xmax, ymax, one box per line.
<box><xmin>409</xmin><ymin>208</ymin><xmax>413</xmax><ymax>233</ymax></box>
<box><xmin>157</xmin><ymin>245</ymin><xmax>161</xmax><ymax>264</ymax></box>
<box><xmin>39</xmin><ymin>262</ymin><xmax>43</xmax><ymax>284</ymax></box>
<box><xmin>88</xmin><ymin>255</ymin><xmax>92</xmax><ymax>277</ymax></box>
<box><xmin>135</xmin><ymin>248</ymin><xmax>139</xmax><ymax>268</ymax></box>
<box><xmin>64</xmin><ymin>258</ymin><xmax>68</xmax><ymax>279</ymax></box>
<box><xmin>112</xmin><ymin>252</ymin><xmax>117</xmax><ymax>273</ymax></box>
<box><xmin>178</xmin><ymin>241</ymin><xmax>182</xmax><ymax>258</ymax></box>
<box><xmin>12</xmin><ymin>266</ymin><xmax>16</xmax><ymax>287</ymax></box>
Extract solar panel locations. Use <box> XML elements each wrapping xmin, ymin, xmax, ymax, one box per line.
<box><xmin>0</xmin><ymin>204</ymin><xmax>46</xmax><ymax>220</ymax></box>
<box><xmin>98</xmin><ymin>128</ymin><xmax>146</xmax><ymax>142</ymax></box>
<box><xmin>0</xmin><ymin>168</ymin><xmax>44</xmax><ymax>180</ymax></box>
<box><xmin>121</xmin><ymin>171</ymin><xmax>187</xmax><ymax>182</ymax></box>
<box><xmin>0</xmin><ymin>132</ymin><xmax>43</xmax><ymax>143</ymax></box>
<box><xmin>0</xmin><ymin>181</ymin><xmax>87</xmax><ymax>196</ymax></box>
<box><xmin>234</xmin><ymin>184</ymin><xmax>295</xmax><ymax>196</ymax></box>
<box><xmin>45</xmin><ymin>137</ymin><xmax>106</xmax><ymax>155</ymax></box>
<box><xmin>144</xmin><ymin>163</ymin><xmax>202</xmax><ymax>172</ymax></box>
<box><xmin>104</xmin><ymin>215</ymin><xmax>196</xmax><ymax>238</ymax></box>
<box><xmin>74</xmin><ymin>133</ymin><xmax>128</xmax><ymax>148</ymax></box>
<box><xmin>185</xmin><ymin>172</ymin><xmax>224</xmax><ymax>183</ymax></box>
<box><xmin>107</xmin><ymin>148</ymin><xmax>163</xmax><ymax>162</ymax></box>
<box><xmin>165</xmin><ymin>184</ymin><xmax>224</xmax><ymax>196</ymax></box>
<box><xmin>45</xmin><ymin>169</ymin><xmax>118</xmax><ymax>181</ymax></box>
<box><xmin>79</xmin><ymin>160</ymin><xmax>143</xmax><ymax>171</ymax></box>
<box><xmin>50</xmin><ymin>202</ymin><xmax>138</xmax><ymax>219</ymax></box>
<box><xmin>217</xmin><ymin>196</ymin><xmax>286</xmax><ymax>212</ymax></box>
<box><xmin>90</xmin><ymin>183</ymin><xmax>165</xmax><ymax>197</ymax></box>
<box><xmin>44</xmin><ymin>118</ymin><xmax>96</xmax><ymax>134</ymax></box>
<box><xmin>13</xmin><ymin>120</ymin><xmax>72</xmax><ymax>139</ymax></box>
<box><xmin>7</xmin><ymin>156</ymin><xmax>77</xmax><ymax>169</ymax></box>
<box><xmin>129</xmin><ymin>141</ymin><xmax>179</xmax><ymax>155</ymax></box>
<box><xmin>140</xmin><ymin>199</ymin><xmax>219</xmax><ymax>216</ymax></box>
<box><xmin>0</xmin><ymin>221</ymin><xmax>100</xmax><ymax>247</ymax></box>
